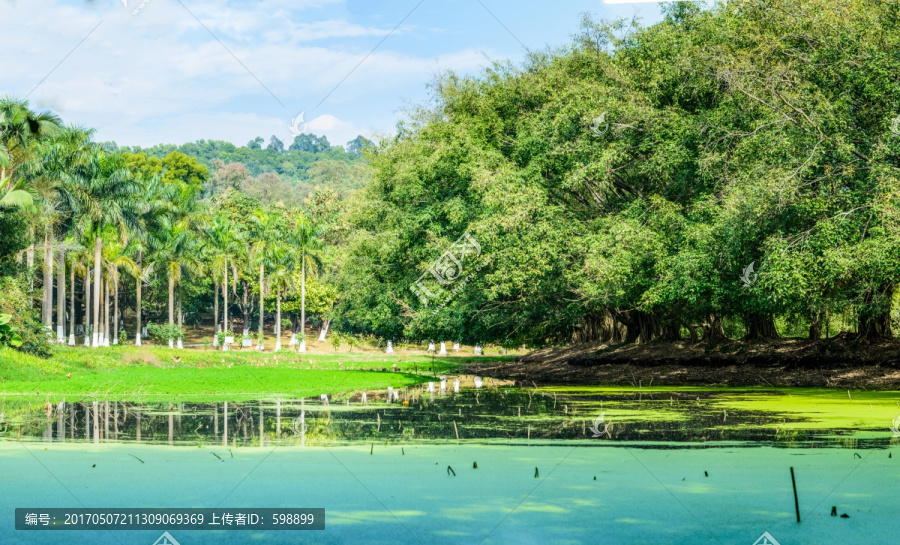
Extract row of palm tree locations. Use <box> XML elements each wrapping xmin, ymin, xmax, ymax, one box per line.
<box><xmin>1</xmin><ymin>97</ymin><xmax>326</xmax><ymax>352</ymax></box>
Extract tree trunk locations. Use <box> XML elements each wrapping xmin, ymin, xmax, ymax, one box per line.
<box><xmin>241</xmin><ymin>280</ymin><xmax>248</xmax><ymax>334</ymax></box>
<box><xmin>660</xmin><ymin>322</ymin><xmax>681</xmax><ymax>341</ymax></box>
<box><xmin>135</xmin><ymin>251</ymin><xmax>143</xmax><ymax>347</ymax></box>
<box><xmin>703</xmin><ymin>314</ymin><xmax>727</xmax><ymax>342</ymax></box>
<box><xmin>83</xmin><ymin>270</ymin><xmax>91</xmax><ymax>347</ymax></box>
<box><xmin>104</xmin><ymin>276</ymin><xmax>110</xmax><ymax>346</ymax></box>
<box><xmin>858</xmin><ymin>284</ymin><xmax>894</xmax><ymax>339</ymax></box>
<box><xmin>275</xmin><ymin>285</ymin><xmax>281</xmax><ymax>351</ymax></box>
<box><xmin>177</xmin><ymin>289</ymin><xmax>183</xmax><ymax>349</ymax></box>
<box><xmin>223</xmin><ymin>260</ymin><xmax>229</xmax><ymax>334</ymax></box>
<box><xmin>213</xmin><ymin>280</ymin><xmax>219</xmax><ymax>346</ymax></box>
<box><xmin>808</xmin><ymin>313</ymin><xmax>821</xmax><ymax>340</ymax></box>
<box><xmin>42</xmin><ymin>234</ymin><xmax>51</xmax><ymax>328</ymax></box>
<box><xmin>744</xmin><ymin>313</ymin><xmax>779</xmax><ymax>341</ymax></box>
<box><xmin>299</xmin><ymin>263</ymin><xmax>306</xmax><ymax>352</ymax></box>
<box><xmin>57</xmin><ymin>248</ymin><xmax>65</xmax><ymax>342</ymax></box>
<box><xmin>618</xmin><ymin>310</ymin><xmax>658</xmax><ymax>344</ymax></box>
<box><xmin>114</xmin><ymin>277</ymin><xmax>119</xmax><ymax>345</ymax></box>
<box><xmin>68</xmin><ymin>262</ymin><xmax>75</xmax><ymax>346</ymax></box>
<box><xmin>168</xmin><ymin>268</ymin><xmax>175</xmax><ymax>348</ymax></box>
<box><xmin>26</xmin><ymin>243</ymin><xmax>34</xmax><ymax>290</ymax></box>
<box><xmin>572</xmin><ymin>309</ymin><xmax>627</xmax><ymax>344</ymax></box>
<box><xmin>686</xmin><ymin>323</ymin><xmax>702</xmax><ymax>343</ymax></box>
<box><xmin>92</xmin><ymin>237</ymin><xmax>101</xmax><ymax>348</ymax></box>
<box><xmin>318</xmin><ymin>319</ymin><xmax>330</xmax><ymax>341</ymax></box>
<box><xmin>258</xmin><ymin>263</ymin><xmax>265</xmax><ymax>346</ymax></box>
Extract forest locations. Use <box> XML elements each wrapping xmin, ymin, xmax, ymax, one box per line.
<box><xmin>3</xmin><ymin>0</ymin><xmax>900</xmax><ymax>357</ymax></box>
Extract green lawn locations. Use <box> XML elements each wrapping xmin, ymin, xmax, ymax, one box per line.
<box><xmin>0</xmin><ymin>346</ymin><xmax>516</xmax><ymax>403</ymax></box>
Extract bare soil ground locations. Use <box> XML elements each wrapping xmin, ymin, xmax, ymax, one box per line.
<box><xmin>463</xmin><ymin>335</ymin><xmax>900</xmax><ymax>389</ymax></box>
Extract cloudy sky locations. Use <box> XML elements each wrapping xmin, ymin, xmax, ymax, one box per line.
<box><xmin>2</xmin><ymin>0</ymin><xmax>671</xmax><ymax>149</ymax></box>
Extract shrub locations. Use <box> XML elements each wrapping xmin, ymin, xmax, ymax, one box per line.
<box><xmin>217</xmin><ymin>330</ymin><xmax>235</xmax><ymax>346</ymax></box>
<box><xmin>0</xmin><ymin>314</ymin><xmax>23</xmax><ymax>348</ymax></box>
<box><xmin>146</xmin><ymin>322</ymin><xmax>183</xmax><ymax>344</ymax></box>
<box><xmin>0</xmin><ymin>276</ymin><xmax>51</xmax><ymax>358</ymax></box>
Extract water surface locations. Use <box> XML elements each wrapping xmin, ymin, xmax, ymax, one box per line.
<box><xmin>2</xmin><ymin>384</ymin><xmax>899</xmax><ymax>544</ymax></box>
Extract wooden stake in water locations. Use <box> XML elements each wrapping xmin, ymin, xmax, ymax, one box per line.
<box><xmin>453</xmin><ymin>420</ymin><xmax>459</xmax><ymax>440</ymax></box>
<box><xmin>790</xmin><ymin>467</ymin><xmax>800</xmax><ymax>523</ymax></box>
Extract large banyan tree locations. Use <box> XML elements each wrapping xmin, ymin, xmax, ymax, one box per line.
<box><xmin>339</xmin><ymin>0</ymin><xmax>900</xmax><ymax>347</ymax></box>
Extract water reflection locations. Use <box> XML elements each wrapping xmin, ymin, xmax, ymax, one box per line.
<box><xmin>1</xmin><ymin>385</ymin><xmax>896</xmax><ymax>448</ymax></box>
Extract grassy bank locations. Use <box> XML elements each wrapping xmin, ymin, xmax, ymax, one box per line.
<box><xmin>0</xmin><ymin>346</ymin><xmax>517</xmax><ymax>403</ymax></box>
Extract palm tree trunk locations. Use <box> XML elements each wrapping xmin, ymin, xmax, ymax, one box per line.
<box><xmin>242</xmin><ymin>283</ymin><xmax>249</xmax><ymax>336</ymax></box>
<box><xmin>104</xmin><ymin>276</ymin><xmax>110</xmax><ymax>346</ymax></box>
<box><xmin>299</xmin><ymin>262</ymin><xmax>306</xmax><ymax>352</ymax></box>
<box><xmin>83</xmin><ymin>269</ymin><xmax>90</xmax><ymax>347</ymax></box>
<box><xmin>258</xmin><ymin>263</ymin><xmax>264</xmax><ymax>348</ymax></box>
<box><xmin>92</xmin><ymin>237</ymin><xmax>101</xmax><ymax>348</ymax></box>
<box><xmin>223</xmin><ymin>260</ymin><xmax>229</xmax><ymax>334</ymax></box>
<box><xmin>42</xmin><ymin>233</ymin><xmax>51</xmax><ymax>328</ymax></box>
<box><xmin>113</xmin><ymin>277</ymin><xmax>119</xmax><ymax>345</ymax></box>
<box><xmin>68</xmin><ymin>262</ymin><xmax>75</xmax><ymax>346</ymax></box>
<box><xmin>26</xmin><ymin>244</ymin><xmax>34</xmax><ymax>291</ymax></box>
<box><xmin>168</xmin><ymin>268</ymin><xmax>175</xmax><ymax>349</ymax></box>
<box><xmin>275</xmin><ymin>285</ymin><xmax>281</xmax><ymax>351</ymax></box>
<box><xmin>213</xmin><ymin>280</ymin><xmax>219</xmax><ymax>347</ymax></box>
<box><xmin>177</xmin><ymin>289</ymin><xmax>183</xmax><ymax>350</ymax></box>
<box><xmin>57</xmin><ymin>249</ymin><xmax>65</xmax><ymax>343</ymax></box>
<box><xmin>135</xmin><ymin>251</ymin><xmax>143</xmax><ymax>347</ymax></box>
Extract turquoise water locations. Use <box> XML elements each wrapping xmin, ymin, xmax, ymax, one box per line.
<box><xmin>2</xmin><ymin>386</ymin><xmax>899</xmax><ymax>544</ymax></box>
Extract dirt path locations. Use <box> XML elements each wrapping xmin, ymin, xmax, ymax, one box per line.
<box><xmin>462</xmin><ymin>337</ymin><xmax>900</xmax><ymax>389</ymax></box>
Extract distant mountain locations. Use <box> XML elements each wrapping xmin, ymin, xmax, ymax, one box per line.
<box><xmin>106</xmin><ymin>134</ymin><xmax>374</xmax><ymax>206</ymax></box>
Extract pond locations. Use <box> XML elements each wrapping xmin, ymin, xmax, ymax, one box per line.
<box><xmin>2</xmin><ymin>382</ymin><xmax>899</xmax><ymax>544</ymax></box>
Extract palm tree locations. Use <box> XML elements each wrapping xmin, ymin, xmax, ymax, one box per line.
<box><xmin>206</xmin><ymin>217</ymin><xmax>241</xmax><ymax>348</ymax></box>
<box><xmin>153</xmin><ymin>222</ymin><xmax>202</xmax><ymax>348</ymax></box>
<box><xmin>267</xmin><ymin>246</ymin><xmax>294</xmax><ymax>352</ymax></box>
<box><xmin>128</xmin><ymin>173</ymin><xmax>172</xmax><ymax>346</ymax></box>
<box><xmin>0</xmin><ymin>175</ymin><xmax>33</xmax><ymax>209</ymax></box>
<box><xmin>100</xmin><ymin>239</ymin><xmax>136</xmax><ymax>345</ymax></box>
<box><xmin>0</xmin><ymin>96</ymin><xmax>61</xmax><ymax>184</ymax></box>
<box><xmin>19</xmin><ymin>126</ymin><xmax>96</xmax><ymax>340</ymax></box>
<box><xmin>64</xmin><ymin>149</ymin><xmax>141</xmax><ymax>347</ymax></box>
<box><xmin>250</xmin><ymin>210</ymin><xmax>282</xmax><ymax>349</ymax></box>
<box><xmin>291</xmin><ymin>214</ymin><xmax>325</xmax><ymax>353</ymax></box>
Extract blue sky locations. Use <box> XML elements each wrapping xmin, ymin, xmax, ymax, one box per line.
<box><xmin>2</xmin><ymin>0</ymin><xmax>673</xmax><ymax>148</ymax></box>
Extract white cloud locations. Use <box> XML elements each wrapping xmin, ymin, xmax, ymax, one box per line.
<box><xmin>0</xmin><ymin>0</ymin><xmax>503</xmax><ymax>148</ymax></box>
